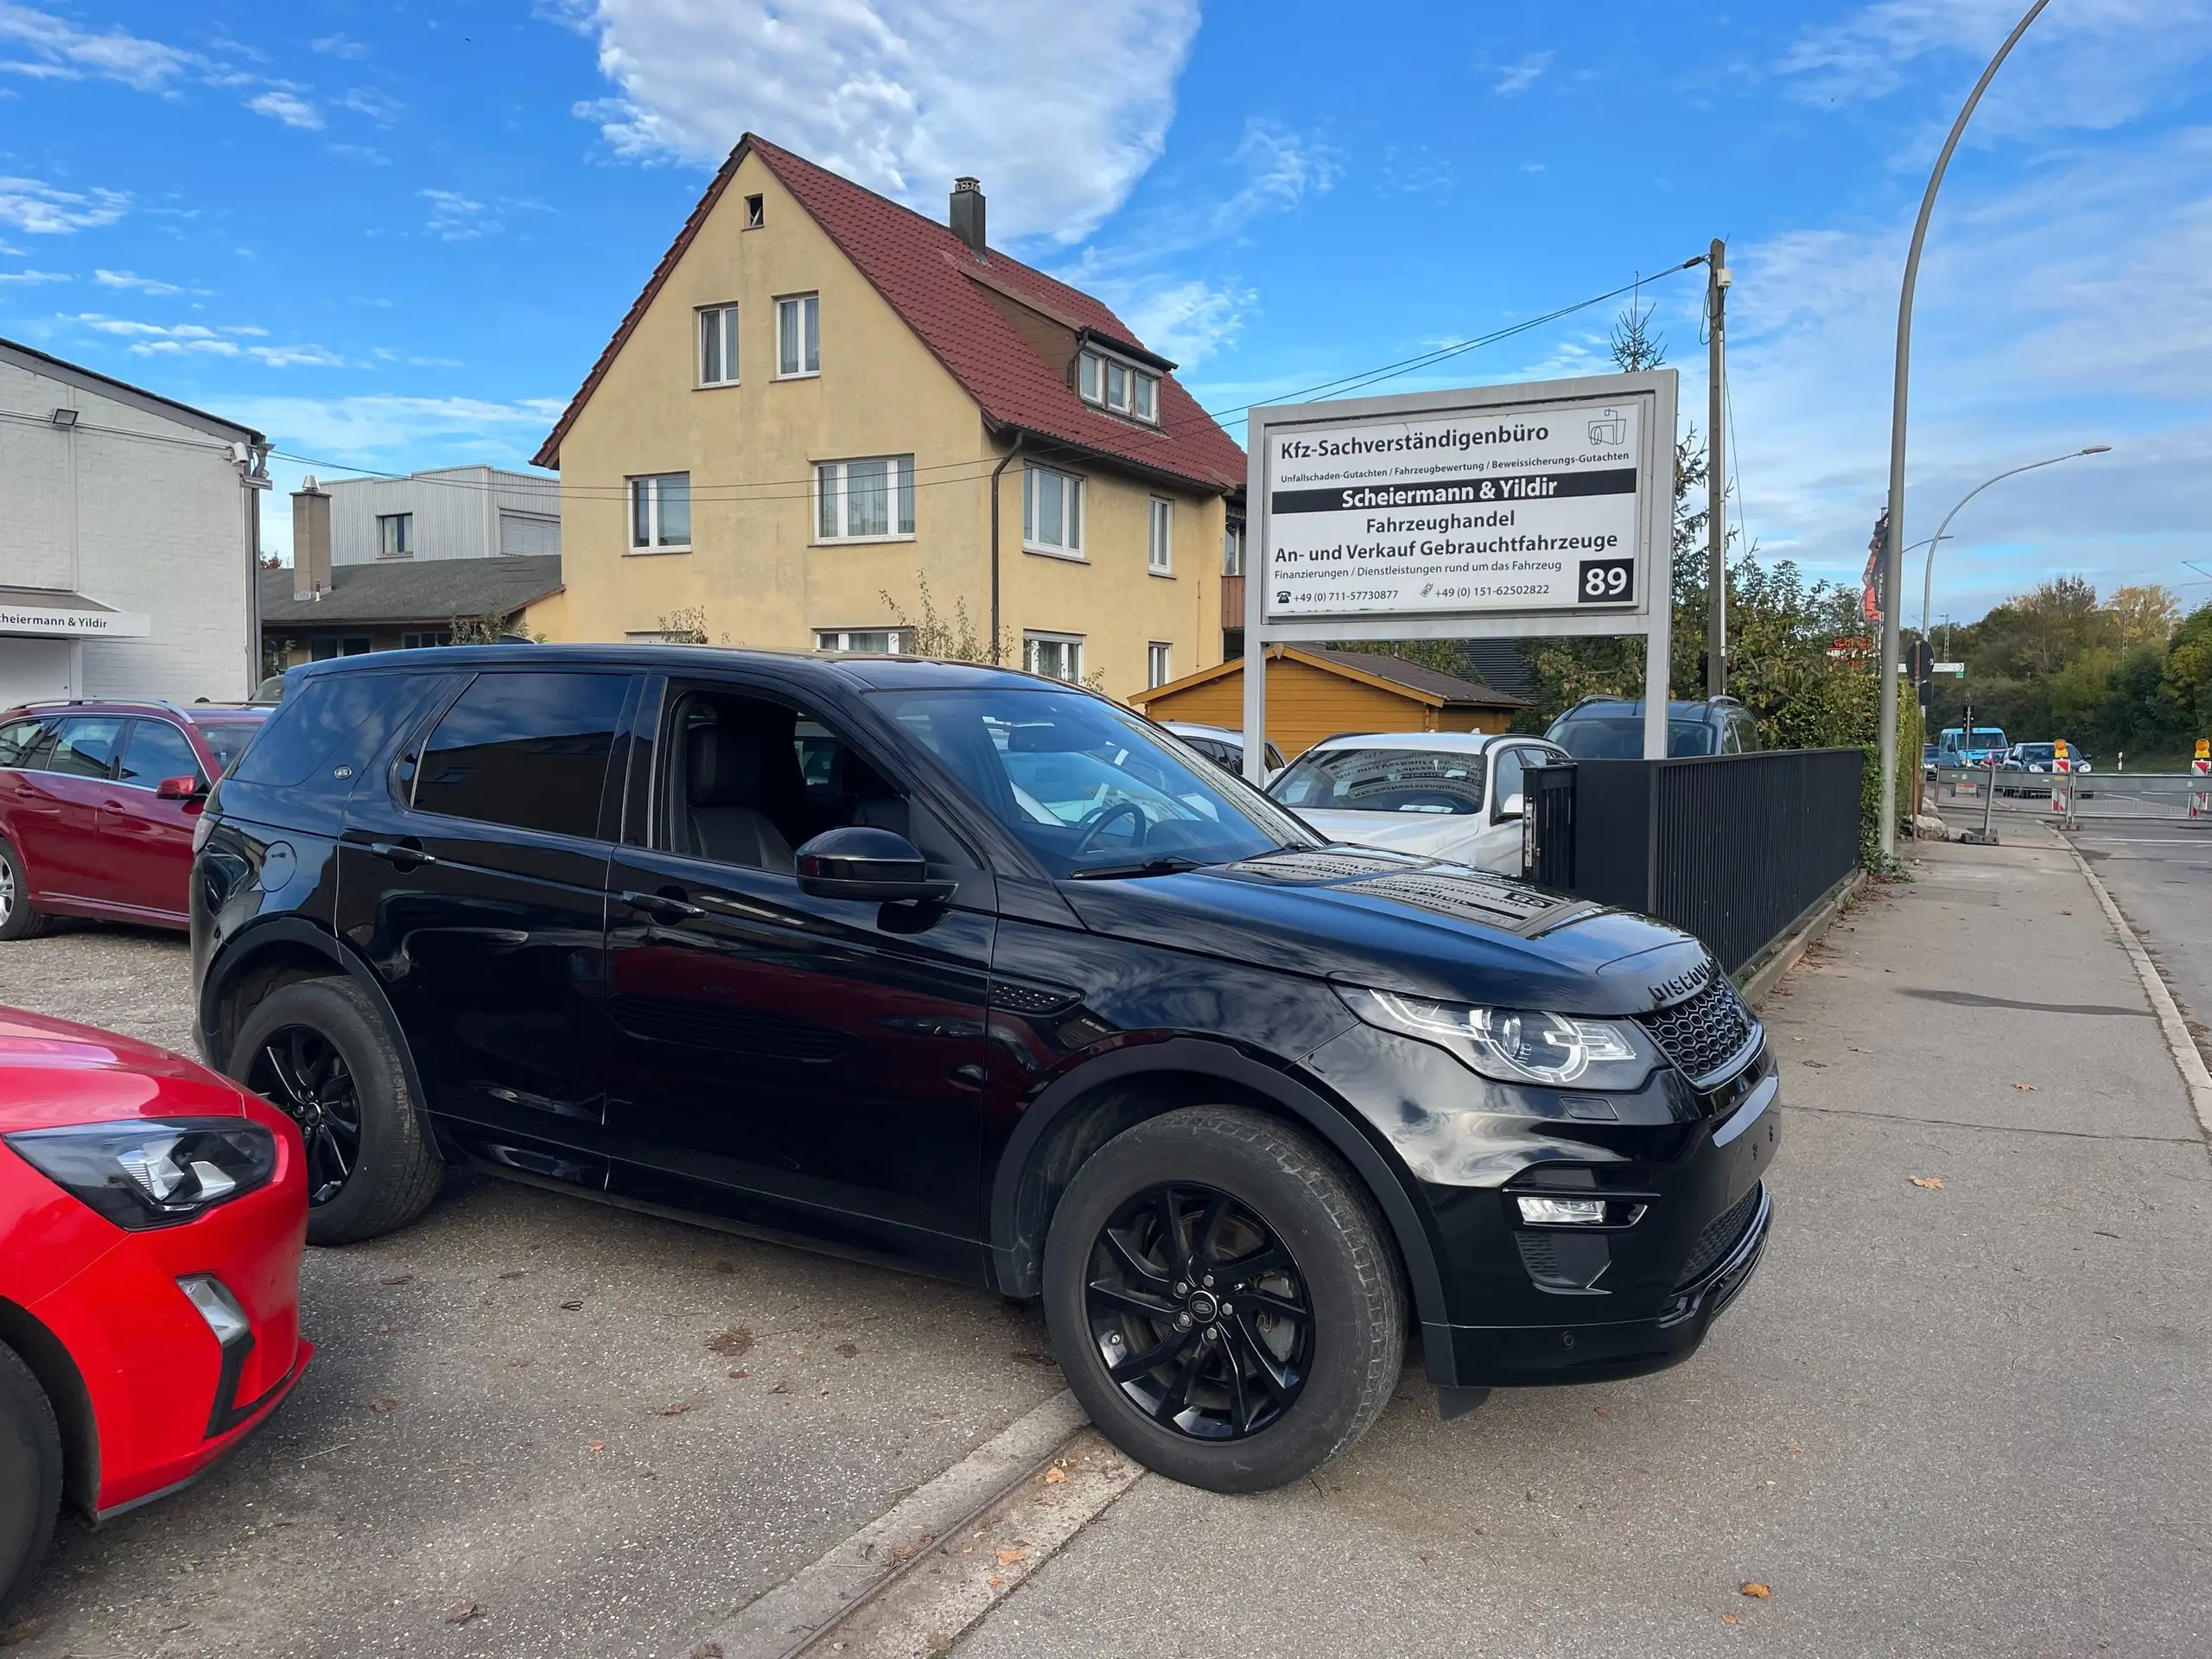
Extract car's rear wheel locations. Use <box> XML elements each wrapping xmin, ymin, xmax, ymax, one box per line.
<box><xmin>0</xmin><ymin>1344</ymin><xmax>61</xmax><ymax>1616</ymax></box>
<box><xmin>1042</xmin><ymin>1105</ymin><xmax>1405</xmax><ymax>1493</ymax></box>
<box><xmin>0</xmin><ymin>840</ymin><xmax>51</xmax><ymax>942</ymax></box>
<box><xmin>232</xmin><ymin>976</ymin><xmax>443</xmax><ymax>1245</ymax></box>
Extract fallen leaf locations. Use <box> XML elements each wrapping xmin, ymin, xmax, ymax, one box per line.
<box><xmin>987</xmin><ymin>1576</ymin><xmax>1002</xmax><ymax>1589</ymax></box>
<box><xmin>0</xmin><ymin>1618</ymin><xmax>42</xmax><ymax>1647</ymax></box>
<box><xmin>770</xmin><ymin>1380</ymin><xmax>796</xmax><ymax>1395</ymax></box>
<box><xmin>707</xmin><ymin>1327</ymin><xmax>754</xmax><ymax>1357</ymax></box>
<box><xmin>1043</xmin><ymin>1467</ymin><xmax>1068</xmax><ymax>1485</ymax></box>
<box><xmin>836</xmin><ymin>1342</ymin><xmax>859</xmax><ymax>1357</ymax></box>
<box><xmin>2013</xmin><ymin>1082</ymin><xmax>2037</xmax><ymax>1092</ymax></box>
<box><xmin>560</xmin><ymin>1299</ymin><xmax>584</xmax><ymax>1311</ymax></box>
<box><xmin>1722</xmin><ymin>1613</ymin><xmax>1740</xmax><ymax>1625</ymax></box>
<box><xmin>1910</xmin><ymin>1176</ymin><xmax>1945</xmax><ymax>1189</ymax></box>
<box><xmin>727</xmin><ymin>1369</ymin><xmax>749</xmax><ymax>1380</ymax></box>
<box><xmin>585</xmin><ymin>1440</ymin><xmax>607</xmax><ymax>1452</ymax></box>
<box><xmin>1592</xmin><ymin>1405</ymin><xmax>1610</xmax><ymax>1417</ymax></box>
<box><xmin>370</xmin><ymin>1397</ymin><xmax>398</xmax><ymax>1413</ymax></box>
<box><xmin>378</xmin><ymin>1273</ymin><xmax>412</xmax><ymax>1287</ymax></box>
<box><xmin>997</xmin><ymin>1548</ymin><xmax>1027</xmax><ymax>1566</ymax></box>
<box><xmin>1786</xmin><ymin>1442</ymin><xmax>1804</xmax><ymax>1454</ymax></box>
<box><xmin>1740</xmin><ymin>1583</ymin><xmax>1771</xmax><ymax>1599</ymax></box>
<box><xmin>657</xmin><ymin>1402</ymin><xmax>691</xmax><ymax>1417</ymax></box>
<box><xmin>444</xmin><ymin>1603</ymin><xmax>480</xmax><ymax>1625</ymax></box>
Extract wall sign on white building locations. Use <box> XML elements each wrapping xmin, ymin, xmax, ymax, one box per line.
<box><xmin>0</xmin><ymin>604</ymin><xmax>152</xmax><ymax>639</ymax></box>
<box><xmin>1243</xmin><ymin>370</ymin><xmax>1679</xmax><ymax>770</ymax></box>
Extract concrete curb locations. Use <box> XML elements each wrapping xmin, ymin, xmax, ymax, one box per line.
<box><xmin>1737</xmin><ymin>868</ymin><xmax>1870</xmax><ymax>1010</ymax></box>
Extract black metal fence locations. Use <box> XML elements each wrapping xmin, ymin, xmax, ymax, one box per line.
<box><xmin>1523</xmin><ymin>749</ymin><xmax>1864</xmax><ymax>975</ymax></box>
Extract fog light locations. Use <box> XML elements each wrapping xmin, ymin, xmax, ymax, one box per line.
<box><xmin>178</xmin><ymin>1274</ymin><xmax>251</xmax><ymax>1347</ymax></box>
<box><xmin>1516</xmin><ymin>1195</ymin><xmax>1607</xmax><ymax>1226</ymax></box>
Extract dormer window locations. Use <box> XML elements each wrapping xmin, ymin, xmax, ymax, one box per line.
<box><xmin>1077</xmin><ymin>349</ymin><xmax>1159</xmax><ymax>424</ymax></box>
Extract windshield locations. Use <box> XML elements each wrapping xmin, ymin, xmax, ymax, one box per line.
<box><xmin>1271</xmin><ymin>747</ymin><xmax>1487</xmax><ymax>816</ymax></box>
<box><xmin>1548</xmin><ymin>715</ymin><xmax>1714</xmax><ymax>759</ymax></box>
<box><xmin>194</xmin><ymin>720</ymin><xmax>264</xmax><ymax>772</ymax></box>
<box><xmin>868</xmin><ymin>687</ymin><xmax>1315</xmax><ymax>878</ymax></box>
<box><xmin>1945</xmin><ymin>728</ymin><xmax>2005</xmax><ymax>750</ymax></box>
<box><xmin>2018</xmin><ymin>743</ymin><xmax>2055</xmax><ymax>762</ymax></box>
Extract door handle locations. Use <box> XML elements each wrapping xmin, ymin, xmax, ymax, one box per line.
<box><xmin>367</xmin><ymin>839</ymin><xmax>438</xmax><ymax>866</ymax></box>
<box><xmin>621</xmin><ymin>889</ymin><xmax>705</xmax><ymax>921</ymax></box>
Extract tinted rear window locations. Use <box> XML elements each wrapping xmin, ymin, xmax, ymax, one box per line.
<box><xmin>118</xmin><ymin>719</ymin><xmax>202</xmax><ymax>785</ymax></box>
<box><xmin>1549</xmin><ymin>716</ymin><xmax>1714</xmax><ymax>759</ymax></box>
<box><xmin>194</xmin><ymin>721</ymin><xmax>263</xmax><ymax>772</ymax></box>
<box><xmin>232</xmin><ymin>671</ymin><xmax>456</xmax><ymax>791</ymax></box>
<box><xmin>412</xmin><ymin>671</ymin><xmax>630</xmax><ymax>840</ymax></box>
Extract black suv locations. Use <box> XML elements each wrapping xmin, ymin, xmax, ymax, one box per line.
<box><xmin>1547</xmin><ymin>695</ymin><xmax>1762</xmax><ymax>758</ymax></box>
<box><xmin>191</xmin><ymin>647</ymin><xmax>1779</xmax><ymax>1491</ymax></box>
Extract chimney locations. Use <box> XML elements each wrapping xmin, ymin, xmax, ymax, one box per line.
<box><xmin>292</xmin><ymin>476</ymin><xmax>332</xmax><ymax>601</ymax></box>
<box><xmin>950</xmin><ymin>176</ymin><xmax>985</xmax><ymax>256</ymax></box>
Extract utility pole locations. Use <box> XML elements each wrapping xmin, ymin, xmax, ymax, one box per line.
<box><xmin>1706</xmin><ymin>238</ymin><xmax>1728</xmax><ymax>698</ymax></box>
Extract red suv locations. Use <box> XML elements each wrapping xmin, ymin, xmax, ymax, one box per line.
<box><xmin>0</xmin><ymin>702</ymin><xmax>266</xmax><ymax>941</ymax></box>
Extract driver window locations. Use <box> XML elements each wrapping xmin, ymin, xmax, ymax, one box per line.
<box><xmin>1492</xmin><ymin>746</ymin><xmax>1529</xmax><ymax>817</ymax></box>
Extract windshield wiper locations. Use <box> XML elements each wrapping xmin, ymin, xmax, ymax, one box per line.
<box><xmin>1068</xmin><ymin>855</ymin><xmax>1208</xmax><ymax>880</ymax></box>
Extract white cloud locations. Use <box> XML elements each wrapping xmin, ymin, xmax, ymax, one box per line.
<box><xmin>1210</xmin><ymin>119</ymin><xmax>1338</xmax><ymax>237</ymax></box>
<box><xmin>312</xmin><ymin>33</ymin><xmax>369</xmax><ymax>60</ymax></box>
<box><xmin>0</xmin><ymin>175</ymin><xmax>127</xmax><ymax>234</ymax></box>
<box><xmin>0</xmin><ymin>2</ymin><xmax>194</xmax><ymax>91</ymax></box>
<box><xmin>422</xmin><ymin>188</ymin><xmax>487</xmax><ymax>240</ymax></box>
<box><xmin>93</xmin><ymin>267</ymin><xmax>180</xmax><ymax>295</ymax></box>
<box><xmin>0</xmin><ymin>266</ymin><xmax>66</xmax><ymax>283</ymax></box>
<box><xmin>338</xmin><ymin>86</ymin><xmax>403</xmax><ymax>124</ymax></box>
<box><xmin>1120</xmin><ymin>278</ymin><xmax>1255</xmax><ymax>369</ymax></box>
<box><xmin>1492</xmin><ymin>50</ymin><xmax>1553</xmax><ymax>97</ymax></box>
<box><xmin>226</xmin><ymin>393</ymin><xmax>566</xmax><ymax>466</ymax></box>
<box><xmin>72</xmin><ymin>312</ymin><xmax>340</xmax><ymax>366</ymax></box>
<box><xmin>567</xmin><ymin>0</ymin><xmax>1200</xmax><ymax>243</ymax></box>
<box><xmin>248</xmin><ymin>90</ymin><xmax>322</xmax><ymax>130</ymax></box>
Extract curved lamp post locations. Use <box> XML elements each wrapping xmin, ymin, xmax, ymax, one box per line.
<box><xmin>1916</xmin><ymin>445</ymin><xmax>2113</xmax><ymax>649</ymax></box>
<box><xmin>1877</xmin><ymin>0</ymin><xmax>2052</xmax><ymax>861</ymax></box>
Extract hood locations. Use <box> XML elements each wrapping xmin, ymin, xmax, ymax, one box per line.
<box><xmin>0</xmin><ymin>1006</ymin><xmax>249</xmax><ymax>1130</ymax></box>
<box><xmin>1059</xmin><ymin>849</ymin><xmax>1713</xmax><ymax>1018</ymax></box>
<box><xmin>1289</xmin><ymin>810</ymin><xmax>1479</xmax><ymax>858</ymax></box>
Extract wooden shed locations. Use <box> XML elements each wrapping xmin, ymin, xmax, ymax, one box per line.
<box><xmin>1128</xmin><ymin>644</ymin><xmax>1531</xmax><ymax>760</ymax></box>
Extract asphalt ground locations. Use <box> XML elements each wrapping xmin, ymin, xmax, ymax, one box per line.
<box><xmin>953</xmin><ymin>838</ymin><xmax>2212</xmax><ymax>1658</ymax></box>
<box><xmin>2065</xmin><ymin>818</ymin><xmax>2212</xmax><ymax>1064</ymax></box>
<box><xmin>0</xmin><ymin>922</ymin><xmax>1065</xmax><ymax>1659</ymax></box>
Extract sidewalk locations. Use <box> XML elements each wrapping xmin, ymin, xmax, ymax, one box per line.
<box><xmin>947</xmin><ymin>836</ymin><xmax>2212</xmax><ymax>1658</ymax></box>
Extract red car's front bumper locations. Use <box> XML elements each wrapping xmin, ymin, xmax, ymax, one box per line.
<box><xmin>1</xmin><ymin>1095</ymin><xmax>310</xmax><ymax>1518</ymax></box>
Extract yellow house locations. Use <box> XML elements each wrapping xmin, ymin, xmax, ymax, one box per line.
<box><xmin>532</xmin><ymin>135</ymin><xmax>1249</xmax><ymax>701</ymax></box>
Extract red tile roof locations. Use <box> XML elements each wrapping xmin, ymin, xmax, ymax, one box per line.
<box><xmin>534</xmin><ymin>135</ymin><xmax>1248</xmax><ymax>496</ymax></box>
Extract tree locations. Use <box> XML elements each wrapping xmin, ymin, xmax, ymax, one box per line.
<box><xmin>879</xmin><ymin>575</ymin><xmax>1000</xmax><ymax>664</ymax></box>
<box><xmin>2107</xmin><ymin>583</ymin><xmax>2181</xmax><ymax>647</ymax></box>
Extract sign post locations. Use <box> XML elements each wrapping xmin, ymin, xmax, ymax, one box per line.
<box><xmin>2191</xmin><ymin>739</ymin><xmax>2209</xmax><ymax>820</ymax></box>
<box><xmin>1242</xmin><ymin>370</ymin><xmax>1679</xmax><ymax>779</ymax></box>
<box><xmin>2051</xmin><ymin>738</ymin><xmax>2071</xmax><ymax>822</ymax></box>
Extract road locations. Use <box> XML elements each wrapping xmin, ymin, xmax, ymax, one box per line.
<box><xmin>2068</xmin><ymin>817</ymin><xmax>2212</xmax><ymax>1052</ymax></box>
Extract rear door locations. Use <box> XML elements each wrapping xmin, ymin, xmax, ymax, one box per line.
<box><xmin>99</xmin><ymin>717</ymin><xmax>207</xmax><ymax>920</ymax></box>
<box><xmin>13</xmin><ymin>715</ymin><xmax>127</xmax><ymax>904</ymax></box>
<box><xmin>333</xmin><ymin>668</ymin><xmax>636</xmax><ymax>1186</ymax></box>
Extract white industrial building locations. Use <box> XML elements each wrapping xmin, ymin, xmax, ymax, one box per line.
<box><xmin>325</xmin><ymin>466</ymin><xmax>561</xmax><ymax>564</ymax></box>
<box><xmin>0</xmin><ymin>337</ymin><xmax>267</xmax><ymax>709</ymax></box>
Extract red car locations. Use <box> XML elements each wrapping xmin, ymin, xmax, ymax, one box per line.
<box><xmin>0</xmin><ymin>700</ymin><xmax>266</xmax><ymax>941</ymax></box>
<box><xmin>0</xmin><ymin>1007</ymin><xmax>309</xmax><ymax>1612</ymax></box>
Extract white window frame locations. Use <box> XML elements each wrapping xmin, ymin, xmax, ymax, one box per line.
<box><xmin>813</xmin><ymin>455</ymin><xmax>917</xmax><ymax>544</ymax></box>
<box><xmin>1022</xmin><ymin>463</ymin><xmax>1085</xmax><ymax>559</ymax></box>
<box><xmin>1147</xmin><ymin>641</ymin><xmax>1173</xmax><ymax>688</ymax></box>
<box><xmin>627</xmin><ymin>473</ymin><xmax>692</xmax><ymax>554</ymax></box>
<box><xmin>1023</xmin><ymin>631</ymin><xmax>1084</xmax><ymax>683</ymax></box>
<box><xmin>776</xmin><ymin>292</ymin><xmax>820</xmax><ymax>378</ymax></box>
<box><xmin>1147</xmin><ymin>497</ymin><xmax>1173</xmax><ymax>575</ymax></box>
<box><xmin>697</xmin><ymin>302</ymin><xmax>739</xmax><ymax>387</ymax></box>
<box><xmin>377</xmin><ymin>512</ymin><xmax>412</xmax><ymax>559</ymax></box>
<box><xmin>1075</xmin><ymin>348</ymin><xmax>1160</xmax><ymax>425</ymax></box>
<box><xmin>815</xmin><ymin>628</ymin><xmax>912</xmax><ymax>655</ymax></box>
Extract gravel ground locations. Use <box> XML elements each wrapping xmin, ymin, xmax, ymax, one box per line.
<box><xmin>0</xmin><ymin>925</ymin><xmax>1064</xmax><ymax>1658</ymax></box>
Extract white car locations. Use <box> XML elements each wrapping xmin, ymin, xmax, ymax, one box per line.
<box><xmin>1157</xmin><ymin>721</ymin><xmax>1286</xmax><ymax>785</ymax></box>
<box><xmin>1266</xmin><ymin>732</ymin><xmax>1570</xmax><ymax>875</ymax></box>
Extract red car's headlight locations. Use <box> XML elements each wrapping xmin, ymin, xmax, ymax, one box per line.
<box><xmin>3</xmin><ymin>1117</ymin><xmax>277</xmax><ymax>1230</ymax></box>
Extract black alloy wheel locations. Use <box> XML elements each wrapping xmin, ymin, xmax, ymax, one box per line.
<box><xmin>1085</xmin><ymin>1182</ymin><xmax>1311</xmax><ymax>1440</ymax></box>
<box><xmin>248</xmin><ymin>1027</ymin><xmax>364</xmax><ymax>1206</ymax></box>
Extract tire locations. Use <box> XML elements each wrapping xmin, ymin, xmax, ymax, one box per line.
<box><xmin>229</xmin><ymin>976</ymin><xmax>444</xmax><ymax>1245</ymax></box>
<box><xmin>0</xmin><ymin>1344</ymin><xmax>61</xmax><ymax>1618</ymax></box>
<box><xmin>1042</xmin><ymin>1105</ymin><xmax>1405</xmax><ymax>1494</ymax></box>
<box><xmin>0</xmin><ymin>839</ymin><xmax>50</xmax><ymax>943</ymax></box>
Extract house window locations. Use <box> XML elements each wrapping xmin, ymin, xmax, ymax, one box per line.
<box><xmin>698</xmin><ymin>304</ymin><xmax>739</xmax><ymax>386</ymax></box>
<box><xmin>628</xmin><ymin>473</ymin><xmax>691</xmax><ymax>551</ymax></box>
<box><xmin>1024</xmin><ymin>632</ymin><xmax>1084</xmax><ymax>683</ymax></box>
<box><xmin>1077</xmin><ymin>349</ymin><xmax>1160</xmax><ymax>424</ymax></box>
<box><xmin>1147</xmin><ymin>642</ymin><xmax>1173</xmax><ymax>687</ymax></box>
<box><xmin>816</xmin><ymin>628</ymin><xmax>911</xmax><ymax>654</ymax></box>
<box><xmin>401</xmin><ymin>630</ymin><xmax>454</xmax><ymax>650</ymax></box>
<box><xmin>777</xmin><ymin>293</ymin><xmax>819</xmax><ymax>377</ymax></box>
<box><xmin>1224</xmin><ymin>521</ymin><xmax>1245</xmax><ymax>576</ymax></box>
<box><xmin>744</xmin><ymin>194</ymin><xmax>765</xmax><ymax>229</ymax></box>
<box><xmin>814</xmin><ymin>455</ymin><xmax>916</xmax><ymax>542</ymax></box>
<box><xmin>1147</xmin><ymin>498</ymin><xmax>1173</xmax><ymax>575</ymax></box>
<box><xmin>378</xmin><ymin>512</ymin><xmax>413</xmax><ymax>559</ymax></box>
<box><xmin>1022</xmin><ymin>464</ymin><xmax>1084</xmax><ymax>557</ymax></box>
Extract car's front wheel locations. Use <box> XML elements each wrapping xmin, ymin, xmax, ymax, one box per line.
<box><xmin>1042</xmin><ymin>1105</ymin><xmax>1405</xmax><ymax>1493</ymax></box>
<box><xmin>0</xmin><ymin>1343</ymin><xmax>61</xmax><ymax>1615</ymax></box>
<box><xmin>231</xmin><ymin>976</ymin><xmax>444</xmax><ymax>1245</ymax></box>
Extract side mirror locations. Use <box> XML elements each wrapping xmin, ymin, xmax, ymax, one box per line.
<box><xmin>1497</xmin><ymin>791</ymin><xmax>1526</xmax><ymax>820</ymax></box>
<box><xmin>156</xmin><ymin>775</ymin><xmax>207</xmax><ymax>801</ymax></box>
<box><xmin>795</xmin><ymin>826</ymin><xmax>956</xmax><ymax>904</ymax></box>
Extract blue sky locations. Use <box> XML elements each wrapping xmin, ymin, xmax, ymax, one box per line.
<box><xmin>3</xmin><ymin>0</ymin><xmax>2209</xmax><ymax>627</ymax></box>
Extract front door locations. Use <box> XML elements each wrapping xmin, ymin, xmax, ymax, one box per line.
<box><xmin>333</xmin><ymin>668</ymin><xmax>635</xmax><ymax>1187</ymax></box>
<box><xmin>99</xmin><ymin>717</ymin><xmax>207</xmax><ymax>921</ymax></box>
<box><xmin>601</xmin><ymin>676</ymin><xmax>995</xmax><ymax>1276</ymax></box>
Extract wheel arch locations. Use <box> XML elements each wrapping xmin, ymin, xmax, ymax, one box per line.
<box><xmin>0</xmin><ymin>1297</ymin><xmax>97</xmax><ymax>1516</ymax></box>
<box><xmin>987</xmin><ymin>1039</ymin><xmax>1449</xmax><ymax>1336</ymax></box>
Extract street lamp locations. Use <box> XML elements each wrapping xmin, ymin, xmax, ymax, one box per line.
<box><xmin>1876</xmin><ymin>0</ymin><xmax>2052</xmax><ymax>862</ymax></box>
<box><xmin>1916</xmin><ymin>445</ymin><xmax>2113</xmax><ymax>652</ymax></box>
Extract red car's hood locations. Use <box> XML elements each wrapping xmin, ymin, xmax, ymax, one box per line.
<box><xmin>0</xmin><ymin>1006</ymin><xmax>249</xmax><ymax>1129</ymax></box>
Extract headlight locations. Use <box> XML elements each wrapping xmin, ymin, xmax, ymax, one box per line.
<box><xmin>3</xmin><ymin>1117</ymin><xmax>276</xmax><ymax>1230</ymax></box>
<box><xmin>1338</xmin><ymin>987</ymin><xmax>1656</xmax><ymax>1089</ymax></box>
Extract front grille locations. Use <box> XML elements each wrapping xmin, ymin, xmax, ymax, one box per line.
<box><xmin>1637</xmin><ymin>977</ymin><xmax>1756</xmax><ymax>1084</ymax></box>
<box><xmin>1676</xmin><ymin>1184</ymin><xmax>1763</xmax><ymax>1287</ymax></box>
